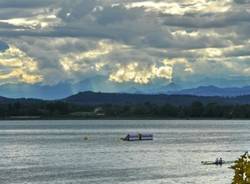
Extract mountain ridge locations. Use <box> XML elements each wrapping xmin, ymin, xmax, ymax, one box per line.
<box><xmin>2</xmin><ymin>91</ymin><xmax>250</xmax><ymax>106</ymax></box>
<box><xmin>63</xmin><ymin>91</ymin><xmax>250</xmax><ymax>106</ymax></box>
<box><xmin>169</xmin><ymin>85</ymin><xmax>250</xmax><ymax>97</ymax></box>
<box><xmin>1</xmin><ymin>79</ymin><xmax>250</xmax><ymax>99</ymax></box>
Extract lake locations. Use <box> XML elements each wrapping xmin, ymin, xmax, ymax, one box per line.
<box><xmin>0</xmin><ymin>120</ymin><xmax>249</xmax><ymax>184</ymax></box>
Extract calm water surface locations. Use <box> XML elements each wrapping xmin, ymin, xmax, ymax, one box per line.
<box><xmin>0</xmin><ymin>120</ymin><xmax>249</xmax><ymax>184</ymax></box>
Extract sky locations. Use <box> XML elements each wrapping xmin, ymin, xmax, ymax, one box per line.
<box><xmin>1</xmin><ymin>0</ymin><xmax>250</xmax><ymax>98</ymax></box>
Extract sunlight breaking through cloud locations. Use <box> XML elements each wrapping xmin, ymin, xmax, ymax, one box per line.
<box><xmin>0</xmin><ymin>9</ymin><xmax>61</xmax><ymax>30</ymax></box>
<box><xmin>109</xmin><ymin>62</ymin><xmax>173</xmax><ymax>84</ymax></box>
<box><xmin>126</xmin><ymin>0</ymin><xmax>232</xmax><ymax>15</ymax></box>
<box><xmin>0</xmin><ymin>45</ymin><xmax>43</xmax><ymax>84</ymax></box>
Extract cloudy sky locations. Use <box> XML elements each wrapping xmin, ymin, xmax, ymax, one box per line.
<box><xmin>1</xmin><ymin>0</ymin><xmax>250</xmax><ymax>96</ymax></box>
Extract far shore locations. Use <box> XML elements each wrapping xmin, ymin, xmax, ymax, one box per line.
<box><xmin>0</xmin><ymin>116</ymin><xmax>248</xmax><ymax>121</ymax></box>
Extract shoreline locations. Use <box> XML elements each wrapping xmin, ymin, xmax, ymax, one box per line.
<box><xmin>0</xmin><ymin>117</ymin><xmax>248</xmax><ymax>121</ymax></box>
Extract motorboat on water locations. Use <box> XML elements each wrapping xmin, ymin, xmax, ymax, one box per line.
<box><xmin>121</xmin><ymin>133</ymin><xmax>153</xmax><ymax>141</ymax></box>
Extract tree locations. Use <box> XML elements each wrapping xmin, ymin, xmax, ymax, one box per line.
<box><xmin>231</xmin><ymin>152</ymin><xmax>250</xmax><ymax>184</ymax></box>
<box><xmin>191</xmin><ymin>101</ymin><xmax>204</xmax><ymax>117</ymax></box>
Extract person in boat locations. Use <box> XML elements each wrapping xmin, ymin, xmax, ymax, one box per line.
<box><xmin>219</xmin><ymin>158</ymin><xmax>223</xmax><ymax>164</ymax></box>
<box><xmin>215</xmin><ymin>158</ymin><xmax>219</xmax><ymax>164</ymax></box>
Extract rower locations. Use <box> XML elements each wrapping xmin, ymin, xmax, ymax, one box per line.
<box><xmin>219</xmin><ymin>158</ymin><xmax>223</xmax><ymax>165</ymax></box>
<box><xmin>215</xmin><ymin>158</ymin><xmax>219</xmax><ymax>164</ymax></box>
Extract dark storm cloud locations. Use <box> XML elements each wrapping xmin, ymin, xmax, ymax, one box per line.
<box><xmin>0</xmin><ymin>0</ymin><xmax>243</xmax><ymax>51</ymax></box>
<box><xmin>0</xmin><ymin>9</ymin><xmax>36</xmax><ymax>19</ymax></box>
<box><xmin>0</xmin><ymin>0</ymin><xmax>54</xmax><ymax>8</ymax></box>
<box><xmin>95</xmin><ymin>6</ymin><xmax>143</xmax><ymax>25</ymax></box>
<box><xmin>163</xmin><ymin>11</ymin><xmax>250</xmax><ymax>28</ymax></box>
<box><xmin>57</xmin><ymin>0</ymin><xmax>98</xmax><ymax>20</ymax></box>
<box><xmin>0</xmin><ymin>22</ymin><xmax>25</xmax><ymax>29</ymax></box>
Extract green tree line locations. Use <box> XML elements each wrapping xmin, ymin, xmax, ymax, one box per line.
<box><xmin>103</xmin><ymin>101</ymin><xmax>250</xmax><ymax>119</ymax></box>
<box><xmin>2</xmin><ymin>101</ymin><xmax>250</xmax><ymax>119</ymax></box>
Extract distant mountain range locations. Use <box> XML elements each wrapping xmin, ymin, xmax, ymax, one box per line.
<box><xmin>2</xmin><ymin>91</ymin><xmax>250</xmax><ymax>106</ymax></box>
<box><xmin>0</xmin><ymin>82</ymin><xmax>73</xmax><ymax>100</ymax></box>
<box><xmin>168</xmin><ymin>85</ymin><xmax>250</xmax><ymax>97</ymax></box>
<box><xmin>1</xmin><ymin>76</ymin><xmax>250</xmax><ymax>99</ymax></box>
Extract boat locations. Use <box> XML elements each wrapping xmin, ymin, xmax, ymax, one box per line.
<box><xmin>201</xmin><ymin>161</ymin><xmax>234</xmax><ymax>165</ymax></box>
<box><xmin>121</xmin><ymin>133</ymin><xmax>153</xmax><ymax>141</ymax></box>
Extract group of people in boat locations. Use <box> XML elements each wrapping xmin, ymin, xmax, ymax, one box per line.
<box><xmin>215</xmin><ymin>158</ymin><xmax>224</xmax><ymax>165</ymax></box>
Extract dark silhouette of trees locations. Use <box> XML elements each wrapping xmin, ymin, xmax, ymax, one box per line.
<box><xmin>191</xmin><ymin>101</ymin><xmax>204</xmax><ymax>117</ymax></box>
<box><xmin>1</xmin><ymin>100</ymin><xmax>250</xmax><ymax>119</ymax></box>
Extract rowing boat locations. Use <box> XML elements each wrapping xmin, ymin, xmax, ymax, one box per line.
<box><xmin>201</xmin><ymin>161</ymin><xmax>234</xmax><ymax>165</ymax></box>
<box><xmin>121</xmin><ymin>133</ymin><xmax>153</xmax><ymax>141</ymax></box>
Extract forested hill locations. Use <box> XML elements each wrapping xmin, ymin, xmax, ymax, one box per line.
<box><xmin>0</xmin><ymin>96</ymin><xmax>14</xmax><ymax>103</ymax></box>
<box><xmin>0</xmin><ymin>96</ymin><xmax>44</xmax><ymax>104</ymax></box>
<box><xmin>64</xmin><ymin>91</ymin><xmax>250</xmax><ymax>106</ymax></box>
<box><xmin>2</xmin><ymin>92</ymin><xmax>250</xmax><ymax>119</ymax></box>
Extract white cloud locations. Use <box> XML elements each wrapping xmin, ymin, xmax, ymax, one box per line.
<box><xmin>126</xmin><ymin>0</ymin><xmax>232</xmax><ymax>15</ymax></box>
<box><xmin>109</xmin><ymin>62</ymin><xmax>173</xmax><ymax>84</ymax></box>
<box><xmin>0</xmin><ymin>9</ymin><xmax>61</xmax><ymax>30</ymax></box>
<box><xmin>0</xmin><ymin>45</ymin><xmax>43</xmax><ymax>84</ymax></box>
<box><xmin>60</xmin><ymin>40</ymin><xmax>125</xmax><ymax>73</ymax></box>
